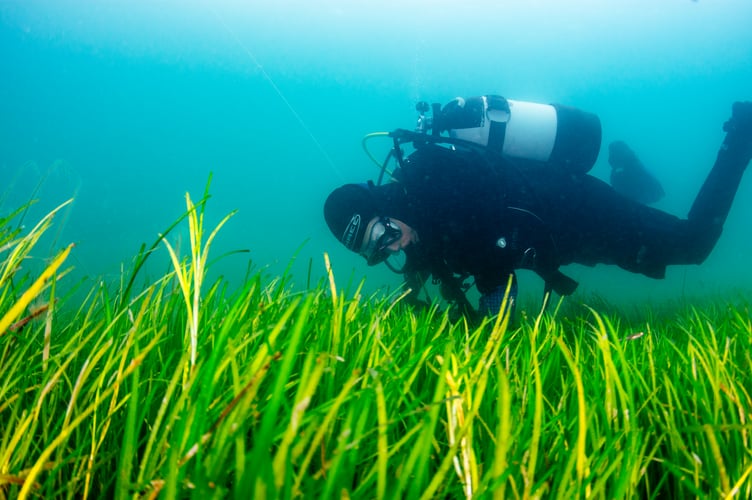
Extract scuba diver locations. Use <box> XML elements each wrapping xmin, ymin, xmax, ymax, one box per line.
<box><xmin>323</xmin><ymin>96</ymin><xmax>752</xmax><ymax>322</ymax></box>
<box><xmin>608</xmin><ymin>140</ymin><xmax>665</xmax><ymax>205</ymax></box>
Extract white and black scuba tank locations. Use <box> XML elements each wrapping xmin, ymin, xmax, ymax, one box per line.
<box><xmin>437</xmin><ymin>95</ymin><xmax>602</xmax><ymax>175</ymax></box>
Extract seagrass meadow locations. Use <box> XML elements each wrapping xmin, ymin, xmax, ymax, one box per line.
<box><xmin>2</xmin><ymin>192</ymin><xmax>752</xmax><ymax>500</ymax></box>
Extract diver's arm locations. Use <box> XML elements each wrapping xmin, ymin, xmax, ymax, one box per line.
<box><xmin>400</xmin><ymin>268</ymin><xmax>432</xmax><ymax>310</ymax></box>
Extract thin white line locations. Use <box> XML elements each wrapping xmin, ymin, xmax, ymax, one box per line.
<box><xmin>207</xmin><ymin>5</ymin><xmax>344</xmax><ymax>181</ymax></box>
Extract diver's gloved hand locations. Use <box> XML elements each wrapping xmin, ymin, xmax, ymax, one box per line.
<box><xmin>723</xmin><ymin>101</ymin><xmax>752</xmax><ymax>160</ymax></box>
<box><xmin>447</xmin><ymin>303</ymin><xmax>480</xmax><ymax>326</ymax></box>
<box><xmin>394</xmin><ymin>292</ymin><xmax>433</xmax><ymax>315</ymax></box>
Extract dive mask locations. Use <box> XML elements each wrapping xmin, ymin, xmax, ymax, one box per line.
<box><xmin>360</xmin><ymin>217</ymin><xmax>402</xmax><ymax>266</ymax></box>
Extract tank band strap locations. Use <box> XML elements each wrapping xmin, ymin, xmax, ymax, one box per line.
<box><xmin>488</xmin><ymin>120</ymin><xmax>506</xmax><ymax>155</ymax></box>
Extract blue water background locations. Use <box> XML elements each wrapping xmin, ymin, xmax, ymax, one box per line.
<box><xmin>2</xmin><ymin>0</ymin><xmax>751</xmax><ymax>309</ymax></box>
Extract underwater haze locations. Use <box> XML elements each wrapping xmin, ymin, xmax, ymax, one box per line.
<box><xmin>2</xmin><ymin>0</ymin><xmax>752</xmax><ymax>309</ymax></box>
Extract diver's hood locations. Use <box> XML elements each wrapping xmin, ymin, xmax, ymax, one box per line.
<box><xmin>368</xmin><ymin>182</ymin><xmax>417</xmax><ymax>228</ymax></box>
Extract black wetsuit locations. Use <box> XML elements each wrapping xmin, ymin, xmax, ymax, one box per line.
<box><xmin>381</xmin><ymin>129</ymin><xmax>749</xmax><ymax>297</ymax></box>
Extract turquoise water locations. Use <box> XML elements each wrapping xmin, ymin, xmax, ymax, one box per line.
<box><xmin>2</xmin><ymin>1</ymin><xmax>751</xmax><ymax>308</ymax></box>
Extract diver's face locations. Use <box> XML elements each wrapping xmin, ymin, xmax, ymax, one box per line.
<box><xmin>359</xmin><ymin>217</ymin><xmax>418</xmax><ymax>266</ymax></box>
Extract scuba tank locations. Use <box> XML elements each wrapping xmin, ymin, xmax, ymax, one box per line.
<box><xmin>419</xmin><ymin>95</ymin><xmax>602</xmax><ymax>175</ymax></box>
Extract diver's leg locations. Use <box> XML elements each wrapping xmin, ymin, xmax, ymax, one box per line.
<box><xmin>549</xmin><ymin>102</ymin><xmax>751</xmax><ymax>279</ymax></box>
<box><xmin>686</xmin><ymin>101</ymin><xmax>752</xmax><ymax>261</ymax></box>
<box><xmin>566</xmin><ymin>100</ymin><xmax>751</xmax><ymax>276</ymax></box>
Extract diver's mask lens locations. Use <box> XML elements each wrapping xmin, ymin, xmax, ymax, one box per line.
<box><xmin>360</xmin><ymin>217</ymin><xmax>402</xmax><ymax>266</ymax></box>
